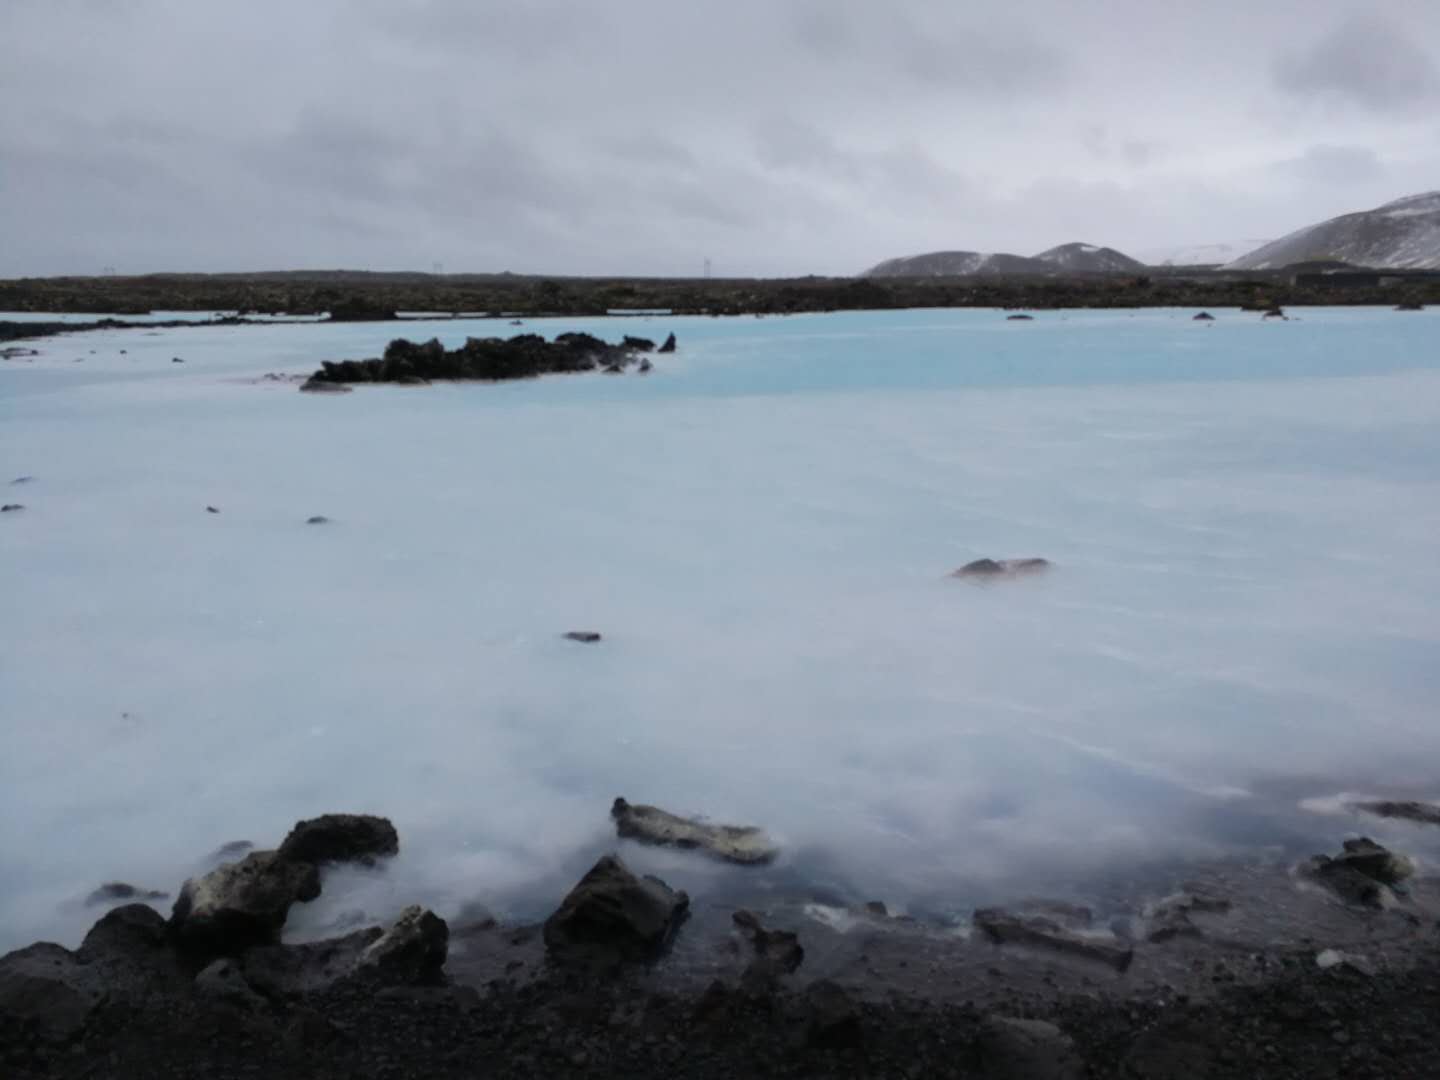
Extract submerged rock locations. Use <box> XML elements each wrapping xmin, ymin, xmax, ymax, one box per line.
<box><xmin>277</xmin><ymin>814</ymin><xmax>399</xmax><ymax>866</ymax></box>
<box><xmin>973</xmin><ymin>908</ymin><xmax>1134</xmax><ymax>971</ymax></box>
<box><xmin>543</xmin><ymin>854</ymin><xmax>689</xmax><ymax>965</ymax></box>
<box><xmin>1262</xmin><ymin>306</ymin><xmax>1286</xmax><ymax>319</ymax></box>
<box><xmin>638</xmin><ymin>358</ymin><xmax>653</xmax><ymax>374</ymax></box>
<box><xmin>10</xmin><ymin>476</ymin><xmax>34</xmax><ymax>484</ymax></box>
<box><xmin>170</xmin><ymin>851</ymin><xmax>322</xmax><ymax>955</ymax></box>
<box><xmin>657</xmin><ymin>332</ymin><xmax>677</xmax><ymax>353</ymax></box>
<box><xmin>732</xmin><ymin>910</ymin><xmax>804</xmax><ymax>986</ymax></box>
<box><xmin>1</xmin><ymin>504</ymin><xmax>24</xmax><ymax>513</ymax></box>
<box><xmin>951</xmin><ymin>557</ymin><xmax>1051</xmax><ymax>580</ymax></box>
<box><xmin>563</xmin><ymin>631</ymin><xmax>603</xmax><ymax>643</ymax></box>
<box><xmin>1</xmin><ymin>346</ymin><xmax>39</xmax><ymax>359</ymax></box>
<box><xmin>299</xmin><ymin>379</ymin><xmax>353</xmax><ymax>393</ymax></box>
<box><xmin>1193</xmin><ymin>311</ymin><xmax>1215</xmax><ymax>320</ymax></box>
<box><xmin>1006</xmin><ymin>313</ymin><xmax>1034</xmax><ymax>321</ymax></box>
<box><xmin>172</xmin><ymin>356</ymin><xmax>185</xmax><ymax>363</ymax></box>
<box><xmin>86</xmin><ymin>882</ymin><xmax>169</xmax><ymax>907</ymax></box>
<box><xmin>306</xmin><ymin>515</ymin><xmax>330</xmax><ymax>525</ymax></box>
<box><xmin>358</xmin><ymin>906</ymin><xmax>448</xmax><ymax>985</ymax></box>
<box><xmin>205</xmin><ymin>505</ymin><xmax>220</xmax><ymax>514</ymax></box>
<box><xmin>611</xmin><ymin>797</ymin><xmax>779</xmax><ymax>865</ymax></box>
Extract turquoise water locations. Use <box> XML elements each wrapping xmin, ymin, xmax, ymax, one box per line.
<box><xmin>3</xmin><ymin>306</ymin><xmax>1439</xmax><ymax>948</ymax></box>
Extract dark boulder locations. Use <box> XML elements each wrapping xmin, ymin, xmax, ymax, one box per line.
<box><xmin>1</xmin><ymin>504</ymin><xmax>24</xmax><ymax>513</ymax></box>
<box><xmin>622</xmin><ymin>335</ymin><xmax>656</xmax><ymax>351</ymax></box>
<box><xmin>1193</xmin><ymin>312</ymin><xmax>1214</xmax><ymax>320</ymax></box>
<box><xmin>1262</xmin><ymin>306</ymin><xmax>1286</xmax><ymax>319</ymax></box>
<box><xmin>543</xmin><ymin>855</ymin><xmax>689</xmax><ymax>965</ymax></box>
<box><xmin>170</xmin><ymin>851</ymin><xmax>322</xmax><ymax>955</ymax></box>
<box><xmin>658</xmin><ymin>332</ymin><xmax>677</xmax><ymax>353</ymax></box>
<box><xmin>306</xmin><ymin>515</ymin><xmax>330</xmax><ymax>525</ymax></box>
<box><xmin>172</xmin><ymin>356</ymin><xmax>185</xmax><ymax>363</ymax></box>
<box><xmin>0</xmin><ymin>944</ymin><xmax>104</xmax><ymax>1043</ymax></box>
<box><xmin>1306</xmin><ymin>837</ymin><xmax>1413</xmax><ymax>908</ymax></box>
<box><xmin>205</xmin><ymin>505</ymin><xmax>220</xmax><ymax>514</ymax></box>
<box><xmin>1006</xmin><ymin>313</ymin><xmax>1034</xmax><ymax>321</ymax></box>
<box><xmin>86</xmin><ymin>882</ymin><xmax>169</xmax><ymax>907</ymax></box>
<box><xmin>612</xmin><ymin>797</ymin><xmax>779</xmax><ymax>865</ymax></box>
<box><xmin>356</xmin><ymin>906</ymin><xmax>449</xmax><ymax>985</ymax></box>
<box><xmin>277</xmin><ymin>814</ymin><xmax>399</xmax><ymax>866</ymax></box>
<box><xmin>563</xmin><ymin>631</ymin><xmax>603</xmax><ymax>643</ymax></box>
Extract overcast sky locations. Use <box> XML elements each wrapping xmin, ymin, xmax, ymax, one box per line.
<box><xmin>3</xmin><ymin>0</ymin><xmax>1439</xmax><ymax>277</ymax></box>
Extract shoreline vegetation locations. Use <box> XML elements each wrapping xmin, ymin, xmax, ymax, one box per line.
<box><xmin>0</xmin><ymin>268</ymin><xmax>1436</xmax><ymax>322</ymax></box>
<box><xmin>4</xmin><ymin>800</ymin><xmax>1440</xmax><ymax>1078</ymax></box>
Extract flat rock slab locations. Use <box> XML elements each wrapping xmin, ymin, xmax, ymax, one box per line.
<box><xmin>973</xmin><ymin>908</ymin><xmax>1134</xmax><ymax>972</ymax></box>
<box><xmin>612</xmin><ymin>797</ymin><xmax>779</xmax><ymax>865</ymax></box>
<box><xmin>1350</xmin><ymin>800</ymin><xmax>1440</xmax><ymax>827</ymax></box>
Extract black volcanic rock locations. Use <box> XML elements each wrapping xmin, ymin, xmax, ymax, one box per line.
<box><xmin>277</xmin><ymin>814</ymin><xmax>398</xmax><ymax>866</ymax></box>
<box><xmin>543</xmin><ymin>855</ymin><xmax>689</xmax><ymax>966</ymax></box>
<box><xmin>658</xmin><ymin>332</ymin><xmax>677</xmax><ymax>353</ymax></box>
<box><xmin>326</xmin><ymin>296</ymin><xmax>398</xmax><ymax>322</ymax></box>
<box><xmin>307</xmin><ymin>332</ymin><xmax>653</xmax><ymax>386</ymax></box>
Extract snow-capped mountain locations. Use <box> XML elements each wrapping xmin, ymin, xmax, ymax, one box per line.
<box><xmin>1032</xmin><ymin>243</ymin><xmax>1145</xmax><ymax>273</ymax></box>
<box><xmin>863</xmin><ymin>250</ymin><xmax>1051</xmax><ymax>277</ymax></box>
<box><xmin>1138</xmin><ymin>241</ymin><xmax>1272</xmax><ymax>267</ymax></box>
<box><xmin>1225</xmin><ymin>192</ymin><xmax>1440</xmax><ymax>271</ymax></box>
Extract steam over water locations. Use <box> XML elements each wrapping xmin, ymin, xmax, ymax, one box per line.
<box><xmin>4</xmin><ymin>307</ymin><xmax>1440</xmax><ymax>951</ymax></box>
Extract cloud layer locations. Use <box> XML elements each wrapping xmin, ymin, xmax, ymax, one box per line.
<box><xmin>2</xmin><ymin>0</ymin><xmax>1439</xmax><ymax>275</ymax></box>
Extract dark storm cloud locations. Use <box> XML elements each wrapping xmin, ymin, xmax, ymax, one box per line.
<box><xmin>3</xmin><ymin>0</ymin><xmax>1440</xmax><ymax>276</ymax></box>
<box><xmin>1275</xmin><ymin>14</ymin><xmax>1440</xmax><ymax>113</ymax></box>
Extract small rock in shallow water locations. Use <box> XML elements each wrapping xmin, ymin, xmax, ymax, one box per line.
<box><xmin>172</xmin><ymin>356</ymin><xmax>185</xmax><ymax>363</ymax></box>
<box><xmin>10</xmin><ymin>476</ymin><xmax>33</xmax><ymax>484</ymax></box>
<box><xmin>206</xmin><ymin>505</ymin><xmax>220</xmax><ymax>514</ymax></box>
<box><xmin>1006</xmin><ymin>313</ymin><xmax>1034</xmax><ymax>321</ymax></box>
<box><xmin>612</xmin><ymin>797</ymin><xmax>779</xmax><ymax>865</ymax></box>
<box><xmin>86</xmin><ymin>882</ymin><xmax>169</xmax><ymax>907</ymax></box>
<box><xmin>2</xmin><ymin>504</ymin><xmax>24</xmax><ymax>512</ymax></box>
<box><xmin>658</xmin><ymin>332</ymin><xmax>677</xmax><ymax>353</ymax></box>
<box><xmin>306</xmin><ymin>515</ymin><xmax>330</xmax><ymax>525</ymax></box>
<box><xmin>1193</xmin><ymin>311</ymin><xmax>1215</xmax><ymax>320</ymax></box>
<box><xmin>299</xmin><ymin>379</ymin><xmax>353</xmax><ymax>393</ymax></box>
<box><xmin>952</xmin><ymin>557</ymin><xmax>1051</xmax><ymax>580</ymax></box>
<box><xmin>563</xmin><ymin>631</ymin><xmax>602</xmax><ymax>643</ymax></box>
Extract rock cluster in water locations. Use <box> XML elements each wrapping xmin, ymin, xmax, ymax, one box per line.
<box><xmin>302</xmin><ymin>332</ymin><xmax>670</xmax><ymax>390</ymax></box>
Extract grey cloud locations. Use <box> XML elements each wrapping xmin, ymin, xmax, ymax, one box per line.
<box><xmin>1275</xmin><ymin>14</ymin><xmax>1440</xmax><ymax>112</ymax></box>
<box><xmin>1274</xmin><ymin>144</ymin><xmax>1385</xmax><ymax>185</ymax></box>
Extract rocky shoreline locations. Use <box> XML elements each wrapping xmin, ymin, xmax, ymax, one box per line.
<box><xmin>5</xmin><ymin>801</ymin><xmax>1440</xmax><ymax>1078</ymax></box>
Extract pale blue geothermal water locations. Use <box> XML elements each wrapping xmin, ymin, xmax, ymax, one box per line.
<box><xmin>3</xmin><ymin>306</ymin><xmax>1440</xmax><ymax>950</ymax></box>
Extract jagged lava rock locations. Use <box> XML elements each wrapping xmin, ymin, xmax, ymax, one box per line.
<box><xmin>543</xmin><ymin>855</ymin><xmax>689</xmax><ymax>964</ymax></box>
<box><xmin>358</xmin><ymin>906</ymin><xmax>449</xmax><ymax>985</ymax></box>
<box><xmin>170</xmin><ymin>851</ymin><xmax>321</xmax><ymax>954</ymax></box>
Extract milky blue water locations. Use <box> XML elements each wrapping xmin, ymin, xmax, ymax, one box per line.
<box><xmin>4</xmin><ymin>307</ymin><xmax>1440</xmax><ymax>950</ymax></box>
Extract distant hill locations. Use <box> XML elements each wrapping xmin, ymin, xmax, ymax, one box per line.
<box><xmin>864</xmin><ymin>241</ymin><xmax>1144</xmax><ymax>277</ymax></box>
<box><xmin>1032</xmin><ymin>243</ymin><xmax>1145</xmax><ymax>273</ymax></box>
<box><xmin>1225</xmin><ymin>192</ymin><xmax>1440</xmax><ymax>271</ymax></box>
